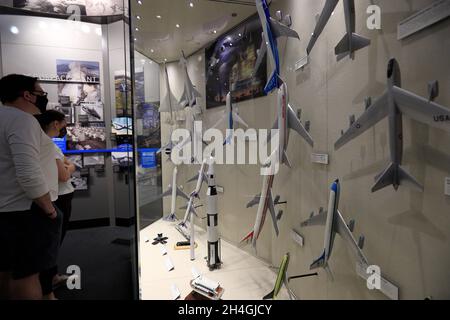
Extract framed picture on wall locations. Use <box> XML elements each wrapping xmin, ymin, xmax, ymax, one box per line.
<box><xmin>205</xmin><ymin>14</ymin><xmax>267</xmax><ymax>109</ymax></box>
<box><xmin>66</xmin><ymin>122</ymin><xmax>107</xmax><ymax>151</ymax></box>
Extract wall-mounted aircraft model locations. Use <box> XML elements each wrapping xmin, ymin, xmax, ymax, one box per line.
<box><xmin>335</xmin><ymin>58</ymin><xmax>450</xmax><ymax>192</ymax></box>
<box><xmin>263</xmin><ymin>253</ymin><xmax>297</xmax><ymax>300</ymax></box>
<box><xmin>241</xmin><ymin>162</ymin><xmax>285</xmax><ymax>249</ymax></box>
<box><xmin>255</xmin><ymin>0</ymin><xmax>314</xmax><ymax>167</ymax></box>
<box><xmin>306</xmin><ymin>0</ymin><xmax>371</xmax><ymax>61</ymax></box>
<box><xmin>159</xmin><ymin>63</ymin><xmax>183</xmax><ymax>123</ymax></box>
<box><xmin>211</xmin><ymin>92</ymin><xmax>249</xmax><ymax>145</ymax></box>
<box><xmin>301</xmin><ymin>179</ymin><xmax>399</xmax><ymax>300</ymax></box>
<box><xmin>179</xmin><ymin>50</ymin><xmax>202</xmax><ymax>112</ymax></box>
<box><xmin>159</xmin><ymin>166</ymin><xmax>189</xmax><ymax>222</ymax></box>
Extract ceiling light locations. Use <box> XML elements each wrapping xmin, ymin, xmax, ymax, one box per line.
<box><xmin>134</xmin><ymin>37</ymin><xmax>137</xmax><ymax>41</ymax></box>
<box><xmin>213</xmin><ymin>30</ymin><xmax>217</xmax><ymax>34</ymax></box>
<box><xmin>189</xmin><ymin>2</ymin><xmax>194</xmax><ymax>7</ymax></box>
<box><xmin>238</xmin><ymin>33</ymin><xmax>242</xmax><ymax>37</ymax></box>
<box><xmin>137</xmin><ymin>0</ymin><xmax>142</xmax><ymax>4</ymax></box>
<box><xmin>150</xmin><ymin>49</ymin><xmax>154</xmax><ymax>53</ymax></box>
<box><xmin>136</xmin><ymin>15</ymin><xmax>141</xmax><ymax>20</ymax></box>
<box><xmin>135</xmin><ymin>27</ymin><xmax>139</xmax><ymax>31</ymax></box>
<box><xmin>164</xmin><ymin>58</ymin><xmax>167</xmax><ymax>62</ymax></box>
<box><xmin>176</xmin><ymin>24</ymin><xmax>180</xmax><ymax>28</ymax></box>
<box><xmin>10</xmin><ymin>26</ymin><xmax>19</xmax><ymax>34</ymax></box>
<box><xmin>156</xmin><ymin>15</ymin><xmax>162</xmax><ymax>19</ymax></box>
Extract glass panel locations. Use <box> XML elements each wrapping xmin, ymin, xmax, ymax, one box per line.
<box><xmin>0</xmin><ymin>0</ymin><xmax>138</xmax><ymax>300</ymax></box>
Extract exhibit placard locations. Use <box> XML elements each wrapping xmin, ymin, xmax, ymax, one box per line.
<box><xmin>398</xmin><ymin>0</ymin><xmax>450</xmax><ymax>40</ymax></box>
<box><xmin>311</xmin><ymin>153</ymin><xmax>329</xmax><ymax>165</ymax></box>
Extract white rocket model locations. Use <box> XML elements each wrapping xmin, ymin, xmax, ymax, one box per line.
<box><xmin>206</xmin><ymin>158</ymin><xmax>222</xmax><ymax>270</ymax></box>
<box><xmin>159</xmin><ymin>167</ymin><xmax>189</xmax><ymax>222</ymax></box>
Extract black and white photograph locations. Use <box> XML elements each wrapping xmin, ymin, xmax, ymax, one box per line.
<box><xmin>83</xmin><ymin>153</ymin><xmax>105</xmax><ymax>166</ymax></box>
<box><xmin>66</xmin><ymin>122</ymin><xmax>107</xmax><ymax>151</ymax></box>
<box><xmin>56</xmin><ymin>59</ymin><xmax>100</xmax><ymax>83</ymax></box>
<box><xmin>112</xmin><ymin>117</ymin><xmax>132</xmax><ymax>136</ymax></box>
<box><xmin>112</xmin><ymin>152</ymin><xmax>133</xmax><ymax>167</ymax></box>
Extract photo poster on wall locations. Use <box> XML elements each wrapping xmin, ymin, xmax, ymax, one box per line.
<box><xmin>66</xmin><ymin>154</ymin><xmax>88</xmax><ymax>191</ymax></box>
<box><xmin>83</xmin><ymin>153</ymin><xmax>105</xmax><ymax>166</ymax></box>
<box><xmin>13</xmin><ymin>0</ymin><xmax>127</xmax><ymax>16</ymax></box>
<box><xmin>112</xmin><ymin>151</ymin><xmax>133</xmax><ymax>167</ymax></box>
<box><xmin>135</xmin><ymin>68</ymin><xmax>145</xmax><ymax>105</ymax></box>
<box><xmin>136</xmin><ymin>102</ymin><xmax>161</xmax><ymax>149</ymax></box>
<box><xmin>66</xmin><ymin>122</ymin><xmax>107</xmax><ymax>152</ymax></box>
<box><xmin>112</xmin><ymin>117</ymin><xmax>133</xmax><ymax>136</ymax></box>
<box><xmin>205</xmin><ymin>14</ymin><xmax>267</xmax><ymax>109</ymax></box>
<box><xmin>114</xmin><ymin>71</ymin><xmax>132</xmax><ymax>117</ymax></box>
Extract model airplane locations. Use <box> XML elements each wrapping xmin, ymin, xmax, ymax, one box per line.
<box><xmin>254</xmin><ymin>0</ymin><xmax>300</xmax><ymax>94</ymax></box>
<box><xmin>159</xmin><ymin>63</ymin><xmax>182</xmax><ymax>122</ymax></box>
<box><xmin>263</xmin><ymin>253</ymin><xmax>297</xmax><ymax>300</ymax></box>
<box><xmin>241</xmin><ymin>163</ymin><xmax>284</xmax><ymax>249</ymax></box>
<box><xmin>179</xmin><ymin>50</ymin><xmax>202</xmax><ymax>110</ymax></box>
<box><xmin>301</xmin><ymin>179</ymin><xmax>367</xmax><ymax>276</ymax></box>
<box><xmin>301</xmin><ymin>179</ymin><xmax>399</xmax><ymax>299</ymax></box>
<box><xmin>159</xmin><ymin>167</ymin><xmax>189</xmax><ymax>222</ymax></box>
<box><xmin>306</xmin><ymin>0</ymin><xmax>371</xmax><ymax>61</ymax></box>
<box><xmin>335</xmin><ymin>58</ymin><xmax>450</xmax><ymax>192</ymax></box>
<box><xmin>211</xmin><ymin>92</ymin><xmax>249</xmax><ymax>144</ymax></box>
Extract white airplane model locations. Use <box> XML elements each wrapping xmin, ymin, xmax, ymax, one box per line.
<box><xmin>335</xmin><ymin>58</ymin><xmax>450</xmax><ymax>192</ymax></box>
<box><xmin>255</xmin><ymin>0</ymin><xmax>314</xmax><ymax>167</ymax></box>
<box><xmin>301</xmin><ymin>179</ymin><xmax>399</xmax><ymax>300</ymax></box>
<box><xmin>211</xmin><ymin>92</ymin><xmax>249</xmax><ymax>144</ymax></box>
<box><xmin>159</xmin><ymin>63</ymin><xmax>182</xmax><ymax>123</ymax></box>
<box><xmin>179</xmin><ymin>50</ymin><xmax>202</xmax><ymax>111</ymax></box>
<box><xmin>159</xmin><ymin>167</ymin><xmax>189</xmax><ymax>222</ymax></box>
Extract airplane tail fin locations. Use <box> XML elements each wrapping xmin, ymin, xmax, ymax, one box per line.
<box><xmin>335</xmin><ymin>33</ymin><xmax>370</xmax><ymax>60</ymax></box>
<box><xmin>310</xmin><ymin>250</ymin><xmax>327</xmax><ymax>270</ymax></box>
<box><xmin>372</xmin><ymin>163</ymin><xmax>423</xmax><ymax>192</ymax></box>
<box><xmin>240</xmin><ymin>231</ymin><xmax>254</xmax><ymax>246</ymax></box>
<box><xmin>263</xmin><ymin>289</ymin><xmax>275</xmax><ymax>300</ymax></box>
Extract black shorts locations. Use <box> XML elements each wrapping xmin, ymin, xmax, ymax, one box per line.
<box><xmin>0</xmin><ymin>203</ymin><xmax>62</xmax><ymax>280</ymax></box>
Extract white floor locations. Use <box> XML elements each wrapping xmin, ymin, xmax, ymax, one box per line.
<box><xmin>139</xmin><ymin>219</ymin><xmax>291</xmax><ymax>300</ymax></box>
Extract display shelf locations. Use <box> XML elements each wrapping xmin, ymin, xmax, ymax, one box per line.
<box><xmin>139</xmin><ymin>219</ymin><xmax>291</xmax><ymax>300</ymax></box>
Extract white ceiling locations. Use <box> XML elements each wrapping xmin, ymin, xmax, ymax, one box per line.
<box><xmin>131</xmin><ymin>0</ymin><xmax>258</xmax><ymax>63</ymax></box>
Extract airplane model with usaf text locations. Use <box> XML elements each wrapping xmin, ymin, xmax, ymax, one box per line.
<box><xmin>335</xmin><ymin>58</ymin><xmax>450</xmax><ymax>193</ymax></box>
<box><xmin>306</xmin><ymin>0</ymin><xmax>371</xmax><ymax>61</ymax></box>
<box><xmin>301</xmin><ymin>179</ymin><xmax>399</xmax><ymax>300</ymax></box>
<box><xmin>255</xmin><ymin>0</ymin><xmax>314</xmax><ymax>168</ymax></box>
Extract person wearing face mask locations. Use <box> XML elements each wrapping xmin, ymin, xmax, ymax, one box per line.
<box><xmin>0</xmin><ymin>74</ymin><xmax>59</xmax><ymax>300</ymax></box>
<box><xmin>36</xmin><ymin>110</ymin><xmax>76</xmax><ymax>299</ymax></box>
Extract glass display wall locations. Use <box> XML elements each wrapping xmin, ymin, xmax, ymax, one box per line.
<box><xmin>0</xmin><ymin>0</ymin><xmax>140</xmax><ymax>299</ymax></box>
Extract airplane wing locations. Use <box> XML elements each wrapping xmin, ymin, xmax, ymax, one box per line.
<box><xmin>287</xmin><ymin>104</ymin><xmax>314</xmax><ymax>147</ymax></box>
<box><xmin>306</xmin><ymin>0</ymin><xmax>339</xmax><ymax>55</ymax></box>
<box><xmin>269</xmin><ymin>17</ymin><xmax>299</xmax><ymax>39</ymax></box>
<box><xmin>301</xmin><ymin>208</ymin><xmax>327</xmax><ymax>227</ymax></box>
<box><xmin>253</xmin><ymin>33</ymin><xmax>267</xmax><ymax>76</ymax></box>
<box><xmin>393</xmin><ymin>86</ymin><xmax>450</xmax><ymax>132</ymax></box>
<box><xmin>268</xmin><ymin>191</ymin><xmax>280</xmax><ymax>237</ymax></box>
<box><xmin>232</xmin><ymin>112</ymin><xmax>249</xmax><ymax>128</ymax></box>
<box><xmin>178</xmin><ymin>87</ymin><xmax>188</xmax><ymax>108</ymax></box>
<box><xmin>335</xmin><ymin>210</ymin><xmax>368</xmax><ymax>266</ymax></box>
<box><xmin>176</xmin><ymin>187</ymin><xmax>189</xmax><ymax>201</ymax></box>
<box><xmin>211</xmin><ymin>112</ymin><xmax>227</xmax><ymax>129</ymax></box>
<box><xmin>335</xmin><ymin>92</ymin><xmax>389</xmax><ymax>150</ymax></box>
<box><xmin>160</xmin><ymin>186</ymin><xmax>173</xmax><ymax>198</ymax></box>
<box><xmin>246</xmin><ymin>194</ymin><xmax>261</xmax><ymax>208</ymax></box>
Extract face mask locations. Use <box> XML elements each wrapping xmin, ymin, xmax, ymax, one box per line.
<box><xmin>58</xmin><ymin>127</ymin><xmax>67</xmax><ymax>138</ymax></box>
<box><xmin>34</xmin><ymin>94</ymin><xmax>48</xmax><ymax>113</ymax></box>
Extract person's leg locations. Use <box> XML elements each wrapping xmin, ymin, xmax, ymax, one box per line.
<box><xmin>9</xmin><ymin>274</ymin><xmax>42</xmax><ymax>300</ymax></box>
<box><xmin>0</xmin><ymin>272</ymin><xmax>11</xmax><ymax>299</ymax></box>
<box><xmin>40</xmin><ymin>267</ymin><xmax>58</xmax><ymax>300</ymax></box>
<box><xmin>55</xmin><ymin>192</ymin><xmax>73</xmax><ymax>244</ymax></box>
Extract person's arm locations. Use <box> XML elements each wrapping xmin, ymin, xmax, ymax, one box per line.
<box><xmin>64</xmin><ymin>158</ymin><xmax>76</xmax><ymax>174</ymax></box>
<box><xmin>8</xmin><ymin>114</ymin><xmax>53</xmax><ymax>217</ymax></box>
<box><xmin>56</xmin><ymin>159</ymin><xmax>71</xmax><ymax>182</ymax></box>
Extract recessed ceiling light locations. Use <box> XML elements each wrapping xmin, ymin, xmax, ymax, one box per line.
<box><xmin>137</xmin><ymin>0</ymin><xmax>143</xmax><ymax>4</ymax></box>
<box><xmin>10</xmin><ymin>26</ymin><xmax>19</xmax><ymax>34</ymax></box>
<box><xmin>134</xmin><ymin>38</ymin><xmax>137</xmax><ymax>41</ymax></box>
<box><xmin>213</xmin><ymin>30</ymin><xmax>217</xmax><ymax>34</ymax></box>
<box><xmin>135</xmin><ymin>27</ymin><xmax>139</xmax><ymax>31</ymax></box>
<box><xmin>156</xmin><ymin>15</ymin><xmax>162</xmax><ymax>19</ymax></box>
<box><xmin>238</xmin><ymin>33</ymin><xmax>242</xmax><ymax>37</ymax></box>
<box><xmin>189</xmin><ymin>2</ymin><xmax>194</xmax><ymax>7</ymax></box>
<box><xmin>164</xmin><ymin>58</ymin><xmax>167</xmax><ymax>62</ymax></box>
<box><xmin>176</xmin><ymin>24</ymin><xmax>180</xmax><ymax>28</ymax></box>
<box><xmin>150</xmin><ymin>49</ymin><xmax>154</xmax><ymax>53</ymax></box>
<box><xmin>136</xmin><ymin>15</ymin><xmax>141</xmax><ymax>20</ymax></box>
